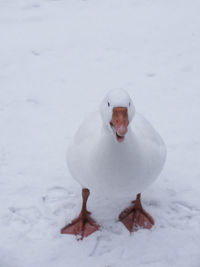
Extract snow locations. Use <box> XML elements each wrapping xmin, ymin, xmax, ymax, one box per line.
<box><xmin>0</xmin><ymin>0</ymin><xmax>200</xmax><ymax>266</ymax></box>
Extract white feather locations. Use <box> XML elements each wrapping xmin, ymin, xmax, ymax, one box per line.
<box><xmin>67</xmin><ymin>89</ymin><xmax>166</xmax><ymax>202</ymax></box>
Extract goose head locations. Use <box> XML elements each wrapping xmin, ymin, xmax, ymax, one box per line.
<box><xmin>100</xmin><ymin>89</ymin><xmax>135</xmax><ymax>143</ymax></box>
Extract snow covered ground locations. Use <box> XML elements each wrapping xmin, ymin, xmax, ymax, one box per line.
<box><xmin>0</xmin><ymin>0</ymin><xmax>200</xmax><ymax>266</ymax></box>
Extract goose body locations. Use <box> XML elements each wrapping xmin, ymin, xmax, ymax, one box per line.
<box><xmin>67</xmin><ymin>90</ymin><xmax>166</xmax><ymax>201</ymax></box>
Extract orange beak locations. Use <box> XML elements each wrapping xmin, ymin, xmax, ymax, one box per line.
<box><xmin>110</xmin><ymin>107</ymin><xmax>128</xmax><ymax>143</ymax></box>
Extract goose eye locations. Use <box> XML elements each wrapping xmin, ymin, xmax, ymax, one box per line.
<box><xmin>108</xmin><ymin>102</ymin><xmax>110</xmax><ymax>107</ymax></box>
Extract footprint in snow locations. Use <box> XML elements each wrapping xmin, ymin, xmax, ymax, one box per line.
<box><xmin>158</xmin><ymin>200</ymin><xmax>200</xmax><ymax>229</ymax></box>
<box><xmin>42</xmin><ymin>187</ymin><xmax>78</xmax><ymax>220</ymax></box>
<box><xmin>3</xmin><ymin>207</ymin><xmax>41</xmax><ymax>233</ymax></box>
<box><xmin>172</xmin><ymin>201</ymin><xmax>200</xmax><ymax>221</ymax></box>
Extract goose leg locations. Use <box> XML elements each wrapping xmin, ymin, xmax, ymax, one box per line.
<box><xmin>61</xmin><ymin>188</ymin><xmax>100</xmax><ymax>239</ymax></box>
<box><xmin>119</xmin><ymin>193</ymin><xmax>154</xmax><ymax>233</ymax></box>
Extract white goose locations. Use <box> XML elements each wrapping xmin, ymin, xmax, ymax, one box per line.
<box><xmin>61</xmin><ymin>89</ymin><xmax>166</xmax><ymax>238</ymax></box>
